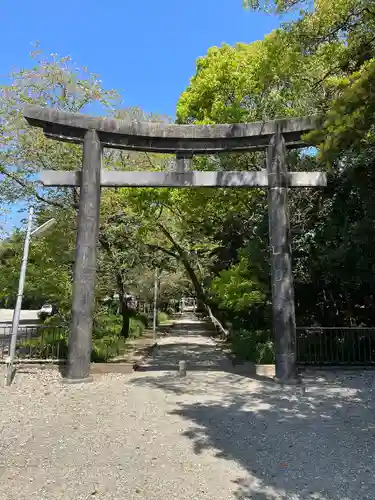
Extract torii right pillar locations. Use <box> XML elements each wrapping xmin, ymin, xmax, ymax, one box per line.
<box><xmin>267</xmin><ymin>126</ymin><xmax>298</xmax><ymax>384</ymax></box>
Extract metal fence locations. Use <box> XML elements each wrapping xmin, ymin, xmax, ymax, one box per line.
<box><xmin>296</xmin><ymin>327</ymin><xmax>375</xmax><ymax>366</ymax></box>
<box><xmin>2</xmin><ymin>323</ymin><xmax>375</xmax><ymax>366</ymax></box>
<box><xmin>0</xmin><ymin>325</ymin><xmax>68</xmax><ymax>361</ymax></box>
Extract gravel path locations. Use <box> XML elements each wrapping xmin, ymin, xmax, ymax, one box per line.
<box><xmin>1</xmin><ymin>318</ymin><xmax>375</xmax><ymax>500</ymax></box>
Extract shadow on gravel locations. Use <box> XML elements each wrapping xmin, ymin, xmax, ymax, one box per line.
<box><xmin>132</xmin><ymin>318</ymin><xmax>375</xmax><ymax>499</ymax></box>
<box><xmin>176</xmin><ymin>376</ymin><xmax>375</xmax><ymax>500</ymax></box>
<box><xmin>135</xmin><ymin>342</ymin><xmax>231</xmax><ymax>372</ymax></box>
<box><xmin>158</xmin><ymin>322</ymin><xmax>216</xmax><ymax>336</ymax></box>
<box><xmin>133</xmin><ymin>367</ymin><xmax>375</xmax><ymax>499</ymax></box>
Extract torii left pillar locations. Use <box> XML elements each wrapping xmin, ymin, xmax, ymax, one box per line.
<box><xmin>64</xmin><ymin>130</ymin><xmax>101</xmax><ymax>383</ymax></box>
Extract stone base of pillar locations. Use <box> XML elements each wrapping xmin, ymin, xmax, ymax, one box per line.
<box><xmin>274</xmin><ymin>375</ymin><xmax>306</xmax><ymax>394</ymax></box>
<box><xmin>61</xmin><ymin>376</ymin><xmax>93</xmax><ymax>385</ymax></box>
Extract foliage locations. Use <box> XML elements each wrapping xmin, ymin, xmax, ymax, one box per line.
<box><xmin>92</xmin><ymin>313</ymin><xmax>149</xmax><ymax>361</ymax></box>
<box><xmin>243</xmin><ymin>0</ymin><xmax>306</xmax><ymax>13</ymax></box>
<box><xmin>0</xmin><ymin>46</ymin><xmax>118</xmax><ymax>208</ymax></box>
<box><xmin>3</xmin><ymin>0</ymin><xmax>375</xmax><ymax>368</ymax></box>
<box><xmin>173</xmin><ymin>0</ymin><xmax>375</xmax><ymax>354</ymax></box>
<box><xmin>176</xmin><ymin>36</ymin><xmax>321</xmax><ymax>124</ymax></box>
<box><xmin>243</xmin><ymin>0</ymin><xmax>375</xmax><ymax>162</ymax></box>
<box><xmin>228</xmin><ymin>328</ymin><xmax>275</xmax><ymax>364</ymax></box>
<box><xmin>157</xmin><ymin>311</ymin><xmax>169</xmax><ymax>324</ymax></box>
<box><xmin>19</xmin><ymin>312</ymin><xmax>150</xmax><ymax>363</ymax></box>
<box><xmin>91</xmin><ymin>336</ymin><xmax>127</xmax><ymax>363</ymax></box>
<box><xmin>18</xmin><ymin>324</ymin><xmax>68</xmax><ymax>359</ymax></box>
<box><xmin>0</xmin><ymin>48</ymin><xmax>189</xmax><ymax>338</ymax></box>
<box><xmin>211</xmin><ymin>256</ymin><xmax>266</xmax><ymax>312</ymax></box>
<box><xmin>0</xmin><ymin>208</ymin><xmax>76</xmax><ymax>315</ymax></box>
<box><xmin>307</xmin><ymin>59</ymin><xmax>375</xmax><ymax>163</ymax></box>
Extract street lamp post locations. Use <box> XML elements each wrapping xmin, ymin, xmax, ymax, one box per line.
<box><xmin>5</xmin><ymin>208</ymin><xmax>56</xmax><ymax>386</ymax></box>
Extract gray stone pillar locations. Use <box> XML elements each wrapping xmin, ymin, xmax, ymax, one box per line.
<box><xmin>65</xmin><ymin>129</ymin><xmax>101</xmax><ymax>383</ymax></box>
<box><xmin>175</xmin><ymin>152</ymin><xmax>192</xmax><ymax>172</ymax></box>
<box><xmin>266</xmin><ymin>128</ymin><xmax>297</xmax><ymax>383</ymax></box>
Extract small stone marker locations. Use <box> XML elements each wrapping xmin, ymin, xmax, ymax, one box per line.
<box><xmin>179</xmin><ymin>360</ymin><xmax>187</xmax><ymax>377</ymax></box>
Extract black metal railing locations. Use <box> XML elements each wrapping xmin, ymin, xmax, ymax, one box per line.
<box><xmin>0</xmin><ymin>325</ymin><xmax>68</xmax><ymax>361</ymax></box>
<box><xmin>2</xmin><ymin>323</ymin><xmax>375</xmax><ymax>366</ymax></box>
<box><xmin>296</xmin><ymin>327</ymin><xmax>375</xmax><ymax>366</ymax></box>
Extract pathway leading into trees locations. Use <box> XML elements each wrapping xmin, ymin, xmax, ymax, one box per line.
<box><xmin>139</xmin><ymin>316</ymin><xmax>233</xmax><ymax>372</ymax></box>
<box><xmin>1</xmin><ymin>316</ymin><xmax>375</xmax><ymax>500</ymax></box>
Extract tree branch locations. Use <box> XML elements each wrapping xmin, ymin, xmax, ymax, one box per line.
<box><xmin>35</xmin><ymin>151</ymin><xmax>52</xmax><ymax>171</ymax></box>
<box><xmin>145</xmin><ymin>243</ymin><xmax>179</xmax><ymax>259</ymax></box>
<box><xmin>145</xmin><ymin>152</ymin><xmax>158</xmax><ymax>170</ymax></box>
<box><xmin>72</xmin><ymin>187</ymin><xmax>79</xmax><ymax>208</ymax></box>
<box><xmin>98</xmin><ymin>233</ymin><xmax>125</xmax><ymax>296</ymax></box>
<box><xmin>306</xmin><ymin>5</ymin><xmax>375</xmax><ymax>48</ymax></box>
<box><xmin>0</xmin><ymin>165</ymin><xmax>67</xmax><ymax>209</ymax></box>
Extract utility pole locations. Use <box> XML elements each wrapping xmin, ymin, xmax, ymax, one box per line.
<box><xmin>5</xmin><ymin>209</ymin><xmax>56</xmax><ymax>386</ymax></box>
<box><xmin>5</xmin><ymin>208</ymin><xmax>33</xmax><ymax>386</ymax></box>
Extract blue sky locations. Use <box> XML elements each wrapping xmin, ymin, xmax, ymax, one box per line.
<box><xmin>1</xmin><ymin>0</ymin><xmax>282</xmax><ymax>234</ymax></box>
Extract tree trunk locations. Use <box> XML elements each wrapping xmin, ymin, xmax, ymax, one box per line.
<box><xmin>157</xmin><ymin>224</ymin><xmax>228</xmax><ymax>336</ymax></box>
<box><xmin>120</xmin><ymin>296</ymin><xmax>132</xmax><ymax>338</ymax></box>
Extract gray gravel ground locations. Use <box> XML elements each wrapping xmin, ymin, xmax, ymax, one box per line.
<box><xmin>1</xmin><ymin>318</ymin><xmax>375</xmax><ymax>500</ymax></box>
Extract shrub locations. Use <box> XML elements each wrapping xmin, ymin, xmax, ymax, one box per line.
<box><xmin>91</xmin><ymin>312</ymin><xmax>148</xmax><ymax>359</ymax></box>
<box><xmin>129</xmin><ymin>316</ymin><xmax>147</xmax><ymax>338</ymax></box>
<box><xmin>19</xmin><ymin>312</ymin><xmax>150</xmax><ymax>363</ymax></box>
<box><xmin>157</xmin><ymin>311</ymin><xmax>169</xmax><ymax>324</ymax></box>
<box><xmin>91</xmin><ymin>335</ymin><xmax>127</xmax><ymax>362</ymax></box>
<box><xmin>93</xmin><ymin>313</ymin><xmax>122</xmax><ymax>339</ymax></box>
<box><xmin>229</xmin><ymin>328</ymin><xmax>275</xmax><ymax>364</ymax></box>
<box><xmin>135</xmin><ymin>314</ymin><xmax>149</xmax><ymax>328</ymax></box>
<box><xmin>19</xmin><ymin>326</ymin><xmax>69</xmax><ymax>359</ymax></box>
<box><xmin>210</xmin><ymin>257</ymin><xmax>266</xmax><ymax>312</ymax></box>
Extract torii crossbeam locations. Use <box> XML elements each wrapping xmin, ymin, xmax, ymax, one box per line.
<box><xmin>24</xmin><ymin>105</ymin><xmax>326</xmax><ymax>385</ymax></box>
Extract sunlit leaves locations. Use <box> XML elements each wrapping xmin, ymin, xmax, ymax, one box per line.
<box><xmin>0</xmin><ymin>48</ymin><xmax>119</xmax><ymax>210</ymax></box>
<box><xmin>211</xmin><ymin>257</ymin><xmax>266</xmax><ymax>312</ymax></box>
<box><xmin>242</xmin><ymin>0</ymin><xmax>375</xmax><ymax>161</ymax></box>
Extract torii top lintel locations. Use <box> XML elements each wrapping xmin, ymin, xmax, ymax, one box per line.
<box><xmin>24</xmin><ymin>105</ymin><xmax>318</xmax><ymax>155</ymax></box>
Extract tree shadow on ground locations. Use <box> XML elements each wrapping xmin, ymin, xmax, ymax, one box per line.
<box><xmin>133</xmin><ymin>318</ymin><xmax>375</xmax><ymax>498</ymax></box>
<box><xmin>132</xmin><ymin>368</ymin><xmax>375</xmax><ymax>499</ymax></box>
<box><xmin>158</xmin><ymin>322</ymin><xmax>216</xmax><ymax>336</ymax></box>
<box><xmin>136</xmin><ymin>342</ymin><xmax>232</xmax><ymax>372</ymax></box>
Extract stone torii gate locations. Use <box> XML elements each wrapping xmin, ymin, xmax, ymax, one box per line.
<box><xmin>24</xmin><ymin>105</ymin><xmax>326</xmax><ymax>384</ymax></box>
